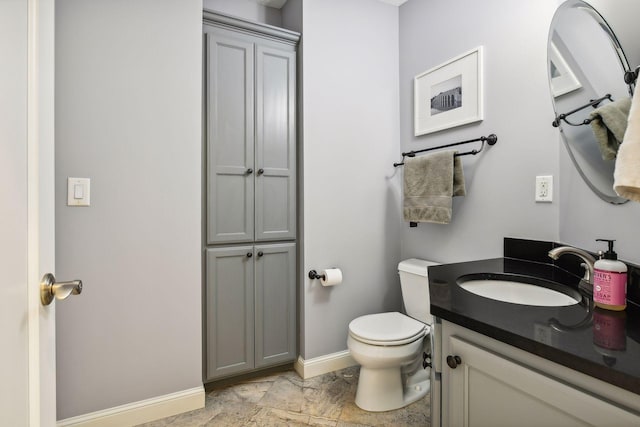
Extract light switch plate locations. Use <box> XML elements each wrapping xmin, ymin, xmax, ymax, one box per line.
<box><xmin>67</xmin><ymin>177</ymin><xmax>90</xmax><ymax>206</ymax></box>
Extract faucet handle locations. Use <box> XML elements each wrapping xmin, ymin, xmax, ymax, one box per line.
<box><xmin>548</xmin><ymin>246</ymin><xmax>596</xmax><ymax>296</ymax></box>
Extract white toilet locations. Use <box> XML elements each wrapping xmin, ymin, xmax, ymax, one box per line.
<box><xmin>347</xmin><ymin>258</ymin><xmax>437</xmax><ymax>412</ymax></box>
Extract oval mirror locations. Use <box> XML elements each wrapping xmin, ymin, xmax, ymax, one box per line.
<box><xmin>548</xmin><ymin>0</ymin><xmax>633</xmax><ymax>204</ymax></box>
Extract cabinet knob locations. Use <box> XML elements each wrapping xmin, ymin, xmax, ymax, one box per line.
<box><xmin>446</xmin><ymin>355</ymin><xmax>462</xmax><ymax>369</ymax></box>
<box><xmin>246</xmin><ymin>168</ymin><xmax>254</xmax><ymax>175</ymax></box>
<box><xmin>257</xmin><ymin>251</ymin><xmax>264</xmax><ymax>257</ymax></box>
<box><xmin>257</xmin><ymin>168</ymin><xmax>264</xmax><ymax>175</ymax></box>
<box><xmin>246</xmin><ymin>252</ymin><xmax>253</xmax><ymax>258</ymax></box>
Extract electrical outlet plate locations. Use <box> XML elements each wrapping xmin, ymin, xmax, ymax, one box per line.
<box><xmin>535</xmin><ymin>175</ymin><xmax>553</xmax><ymax>202</ymax></box>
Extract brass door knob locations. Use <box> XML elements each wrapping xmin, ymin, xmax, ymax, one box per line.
<box><xmin>40</xmin><ymin>273</ymin><xmax>82</xmax><ymax>306</ymax></box>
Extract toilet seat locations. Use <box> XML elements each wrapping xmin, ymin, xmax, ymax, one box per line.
<box><xmin>348</xmin><ymin>312</ymin><xmax>429</xmax><ymax>346</ymax></box>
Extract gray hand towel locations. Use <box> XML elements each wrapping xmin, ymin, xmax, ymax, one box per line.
<box><xmin>403</xmin><ymin>150</ymin><xmax>465</xmax><ymax>224</ymax></box>
<box><xmin>589</xmin><ymin>97</ymin><xmax>632</xmax><ymax>160</ymax></box>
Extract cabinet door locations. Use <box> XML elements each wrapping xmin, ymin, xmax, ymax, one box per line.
<box><xmin>255</xmin><ymin>45</ymin><xmax>296</xmax><ymax>241</ymax></box>
<box><xmin>205</xmin><ymin>246</ymin><xmax>255</xmax><ymax>380</ymax></box>
<box><xmin>445</xmin><ymin>336</ymin><xmax>640</xmax><ymax>427</ymax></box>
<box><xmin>254</xmin><ymin>243</ymin><xmax>296</xmax><ymax>368</ymax></box>
<box><xmin>206</xmin><ymin>33</ymin><xmax>255</xmax><ymax>244</ymax></box>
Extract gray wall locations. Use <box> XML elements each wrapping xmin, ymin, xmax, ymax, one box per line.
<box><xmin>55</xmin><ymin>0</ymin><xmax>203</xmax><ymax>419</ymax></box>
<box><xmin>299</xmin><ymin>0</ymin><xmax>402</xmax><ymax>359</ymax></box>
<box><xmin>398</xmin><ymin>0</ymin><xmax>640</xmax><ymax>266</ymax></box>
<box><xmin>399</xmin><ymin>0</ymin><xmax>562</xmax><ymax>263</ymax></box>
<box><xmin>281</xmin><ymin>0</ymin><xmax>302</xmax><ymax>33</ymax></box>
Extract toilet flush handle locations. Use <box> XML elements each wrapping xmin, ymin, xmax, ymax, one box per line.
<box><xmin>423</xmin><ymin>352</ymin><xmax>432</xmax><ymax>369</ymax></box>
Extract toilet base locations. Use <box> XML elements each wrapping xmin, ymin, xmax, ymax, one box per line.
<box><xmin>355</xmin><ymin>365</ymin><xmax>430</xmax><ymax>412</ymax></box>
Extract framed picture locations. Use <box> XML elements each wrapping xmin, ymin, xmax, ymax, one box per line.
<box><xmin>414</xmin><ymin>46</ymin><xmax>483</xmax><ymax>136</ymax></box>
<box><xmin>549</xmin><ymin>41</ymin><xmax>581</xmax><ymax>97</ymax></box>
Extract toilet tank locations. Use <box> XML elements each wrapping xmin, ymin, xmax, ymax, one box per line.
<box><xmin>398</xmin><ymin>258</ymin><xmax>439</xmax><ymax>324</ymax></box>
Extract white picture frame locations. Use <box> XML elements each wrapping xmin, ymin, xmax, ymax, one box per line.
<box><xmin>549</xmin><ymin>41</ymin><xmax>581</xmax><ymax>97</ymax></box>
<box><xmin>414</xmin><ymin>46</ymin><xmax>483</xmax><ymax>136</ymax></box>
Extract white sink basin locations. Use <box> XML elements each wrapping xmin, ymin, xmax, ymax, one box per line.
<box><xmin>457</xmin><ymin>274</ymin><xmax>581</xmax><ymax>307</ymax></box>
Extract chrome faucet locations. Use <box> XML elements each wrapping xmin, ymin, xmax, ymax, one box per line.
<box><xmin>548</xmin><ymin>246</ymin><xmax>597</xmax><ymax>294</ymax></box>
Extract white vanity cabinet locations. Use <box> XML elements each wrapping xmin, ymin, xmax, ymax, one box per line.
<box><xmin>440</xmin><ymin>321</ymin><xmax>640</xmax><ymax>427</ymax></box>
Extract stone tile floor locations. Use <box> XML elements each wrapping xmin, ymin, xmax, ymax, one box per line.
<box><xmin>137</xmin><ymin>366</ymin><xmax>430</xmax><ymax>426</ymax></box>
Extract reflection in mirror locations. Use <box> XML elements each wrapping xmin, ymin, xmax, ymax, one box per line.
<box><xmin>549</xmin><ymin>0</ymin><xmax>633</xmax><ymax>204</ymax></box>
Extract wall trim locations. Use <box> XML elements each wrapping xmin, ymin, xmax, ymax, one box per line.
<box><xmin>57</xmin><ymin>386</ymin><xmax>205</xmax><ymax>427</ymax></box>
<box><xmin>203</xmin><ymin>9</ymin><xmax>300</xmax><ymax>45</ymax></box>
<box><xmin>294</xmin><ymin>350</ymin><xmax>357</xmax><ymax>379</ymax></box>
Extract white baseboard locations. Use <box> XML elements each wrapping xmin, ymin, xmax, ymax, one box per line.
<box><xmin>294</xmin><ymin>350</ymin><xmax>357</xmax><ymax>379</ymax></box>
<box><xmin>57</xmin><ymin>386</ymin><xmax>205</xmax><ymax>427</ymax></box>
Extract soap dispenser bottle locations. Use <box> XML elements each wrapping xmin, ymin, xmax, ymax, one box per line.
<box><xmin>593</xmin><ymin>239</ymin><xmax>627</xmax><ymax>311</ymax></box>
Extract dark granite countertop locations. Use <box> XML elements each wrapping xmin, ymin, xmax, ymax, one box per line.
<box><xmin>428</xmin><ymin>257</ymin><xmax>640</xmax><ymax>395</ymax></box>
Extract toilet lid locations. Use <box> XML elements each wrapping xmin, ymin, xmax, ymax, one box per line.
<box><xmin>348</xmin><ymin>312</ymin><xmax>428</xmax><ymax>346</ymax></box>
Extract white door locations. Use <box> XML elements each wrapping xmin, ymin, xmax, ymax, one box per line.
<box><xmin>1</xmin><ymin>1</ymin><xmax>56</xmax><ymax>426</ymax></box>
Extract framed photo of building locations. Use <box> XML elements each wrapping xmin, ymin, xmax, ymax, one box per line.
<box><xmin>414</xmin><ymin>47</ymin><xmax>483</xmax><ymax>136</ymax></box>
<box><xmin>549</xmin><ymin>41</ymin><xmax>581</xmax><ymax>97</ymax></box>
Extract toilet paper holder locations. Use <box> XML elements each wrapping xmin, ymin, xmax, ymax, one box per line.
<box><xmin>309</xmin><ymin>268</ymin><xmax>343</xmax><ymax>287</ymax></box>
<box><xmin>308</xmin><ymin>270</ymin><xmax>326</xmax><ymax>280</ymax></box>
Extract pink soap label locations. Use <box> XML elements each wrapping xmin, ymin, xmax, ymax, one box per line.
<box><xmin>593</xmin><ymin>269</ymin><xmax>627</xmax><ymax>305</ymax></box>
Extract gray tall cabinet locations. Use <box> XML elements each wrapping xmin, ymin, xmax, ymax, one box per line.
<box><xmin>203</xmin><ymin>11</ymin><xmax>299</xmax><ymax>382</ymax></box>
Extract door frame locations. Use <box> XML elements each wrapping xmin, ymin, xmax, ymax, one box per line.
<box><xmin>27</xmin><ymin>0</ymin><xmax>56</xmax><ymax>425</ymax></box>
